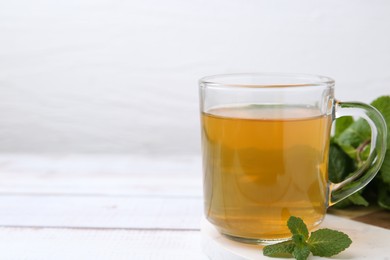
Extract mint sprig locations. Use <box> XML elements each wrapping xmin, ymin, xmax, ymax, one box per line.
<box><xmin>263</xmin><ymin>216</ymin><xmax>352</xmax><ymax>260</ymax></box>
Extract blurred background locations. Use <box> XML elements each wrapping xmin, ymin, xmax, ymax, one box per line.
<box><xmin>0</xmin><ymin>0</ymin><xmax>389</xmax><ymax>156</ymax></box>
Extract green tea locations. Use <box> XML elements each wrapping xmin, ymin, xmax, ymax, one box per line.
<box><xmin>201</xmin><ymin>105</ymin><xmax>332</xmax><ymax>240</ymax></box>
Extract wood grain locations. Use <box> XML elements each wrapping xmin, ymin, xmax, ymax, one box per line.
<box><xmin>0</xmin><ymin>227</ymin><xmax>207</xmax><ymax>260</ymax></box>
<box><xmin>329</xmin><ymin>206</ymin><xmax>390</xmax><ymax>230</ymax></box>
<box><xmin>0</xmin><ymin>155</ymin><xmax>202</xmax><ymax>196</ymax></box>
<box><xmin>0</xmin><ymin>194</ymin><xmax>202</xmax><ymax>230</ymax></box>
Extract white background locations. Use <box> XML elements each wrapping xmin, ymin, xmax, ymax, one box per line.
<box><xmin>0</xmin><ymin>0</ymin><xmax>389</xmax><ymax>155</ymax></box>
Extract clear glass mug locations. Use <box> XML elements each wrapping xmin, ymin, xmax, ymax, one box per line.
<box><xmin>199</xmin><ymin>73</ymin><xmax>387</xmax><ymax>244</ymax></box>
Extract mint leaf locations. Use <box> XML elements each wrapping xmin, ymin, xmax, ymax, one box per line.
<box><xmin>307</xmin><ymin>228</ymin><xmax>352</xmax><ymax>257</ymax></box>
<box><xmin>287</xmin><ymin>216</ymin><xmax>309</xmax><ymax>240</ymax></box>
<box><xmin>335</xmin><ymin>116</ymin><xmax>354</xmax><ymax>138</ymax></box>
<box><xmin>263</xmin><ymin>240</ymin><xmax>294</xmax><ymax>258</ymax></box>
<box><xmin>331</xmin><ymin>196</ymin><xmax>353</xmax><ymax>208</ymax></box>
<box><xmin>333</xmin><ymin>191</ymin><xmax>369</xmax><ymax>208</ymax></box>
<box><xmin>292</xmin><ymin>244</ymin><xmax>310</xmax><ymax>260</ymax></box>
<box><xmin>371</xmin><ymin>96</ymin><xmax>390</xmax><ymax>147</ymax></box>
<box><xmin>360</xmin><ymin>143</ymin><xmax>371</xmax><ymax>161</ymax></box>
<box><xmin>370</xmin><ymin>96</ymin><xmax>390</xmax><ymax>209</ymax></box>
<box><xmin>338</xmin><ymin>143</ymin><xmax>358</xmax><ymax>159</ymax></box>
<box><xmin>328</xmin><ymin>143</ymin><xmax>355</xmax><ymax>183</ymax></box>
<box><xmin>378</xmin><ymin>182</ymin><xmax>390</xmax><ymax>210</ymax></box>
<box><xmin>336</xmin><ymin>118</ymin><xmax>371</xmax><ymax>149</ymax></box>
<box><xmin>381</xmin><ymin>150</ymin><xmax>390</xmax><ymax>184</ymax></box>
<box><xmin>347</xmin><ymin>192</ymin><xmax>369</xmax><ymax>206</ymax></box>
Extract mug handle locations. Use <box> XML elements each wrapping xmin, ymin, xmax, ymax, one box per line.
<box><xmin>329</xmin><ymin>101</ymin><xmax>387</xmax><ymax>206</ymax></box>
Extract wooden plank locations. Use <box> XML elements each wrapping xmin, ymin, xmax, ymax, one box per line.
<box><xmin>352</xmin><ymin>210</ymin><xmax>390</xmax><ymax>229</ymax></box>
<box><xmin>0</xmin><ymin>227</ymin><xmax>207</xmax><ymax>260</ymax></box>
<box><xmin>329</xmin><ymin>206</ymin><xmax>390</xmax><ymax>230</ymax></box>
<box><xmin>0</xmin><ymin>155</ymin><xmax>202</xmax><ymax>196</ymax></box>
<box><xmin>0</xmin><ymin>194</ymin><xmax>203</xmax><ymax>230</ymax></box>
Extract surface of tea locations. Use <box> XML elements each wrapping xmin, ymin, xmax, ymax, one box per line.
<box><xmin>201</xmin><ymin>104</ymin><xmax>332</xmax><ymax>240</ymax></box>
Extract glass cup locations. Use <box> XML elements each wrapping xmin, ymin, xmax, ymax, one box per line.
<box><xmin>199</xmin><ymin>73</ymin><xmax>387</xmax><ymax>244</ymax></box>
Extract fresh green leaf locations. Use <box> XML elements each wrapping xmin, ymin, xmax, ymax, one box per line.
<box><xmin>370</xmin><ymin>96</ymin><xmax>390</xmax><ymax>210</ymax></box>
<box><xmin>292</xmin><ymin>244</ymin><xmax>310</xmax><ymax>260</ymax></box>
<box><xmin>381</xmin><ymin>150</ymin><xmax>390</xmax><ymax>184</ymax></box>
<box><xmin>328</xmin><ymin>143</ymin><xmax>355</xmax><ymax>183</ymax></box>
<box><xmin>335</xmin><ymin>116</ymin><xmax>354</xmax><ymax>138</ymax></box>
<box><xmin>332</xmin><ymin>191</ymin><xmax>369</xmax><ymax>208</ymax></box>
<box><xmin>378</xmin><ymin>182</ymin><xmax>390</xmax><ymax>210</ymax></box>
<box><xmin>371</xmin><ymin>96</ymin><xmax>390</xmax><ymax>147</ymax></box>
<box><xmin>331</xmin><ymin>196</ymin><xmax>353</xmax><ymax>208</ymax></box>
<box><xmin>263</xmin><ymin>240</ymin><xmax>294</xmax><ymax>258</ymax></box>
<box><xmin>336</xmin><ymin>118</ymin><xmax>371</xmax><ymax>148</ymax></box>
<box><xmin>360</xmin><ymin>144</ymin><xmax>371</xmax><ymax>161</ymax></box>
<box><xmin>346</xmin><ymin>192</ymin><xmax>369</xmax><ymax>206</ymax></box>
<box><xmin>287</xmin><ymin>216</ymin><xmax>309</xmax><ymax>240</ymax></box>
<box><xmin>338</xmin><ymin>143</ymin><xmax>358</xmax><ymax>159</ymax></box>
<box><xmin>307</xmin><ymin>228</ymin><xmax>352</xmax><ymax>257</ymax></box>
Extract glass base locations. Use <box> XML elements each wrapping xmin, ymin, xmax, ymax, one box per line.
<box><xmin>220</xmin><ymin>232</ymin><xmax>290</xmax><ymax>245</ymax></box>
<box><xmin>211</xmin><ymin>215</ymin><xmax>325</xmax><ymax>245</ymax></box>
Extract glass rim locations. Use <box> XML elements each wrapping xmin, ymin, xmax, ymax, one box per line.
<box><xmin>199</xmin><ymin>72</ymin><xmax>335</xmax><ymax>89</ymax></box>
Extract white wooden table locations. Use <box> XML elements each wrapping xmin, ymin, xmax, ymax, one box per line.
<box><xmin>1</xmin><ymin>155</ymin><xmax>389</xmax><ymax>260</ymax></box>
<box><xmin>0</xmin><ymin>155</ymin><xmax>206</xmax><ymax>260</ymax></box>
